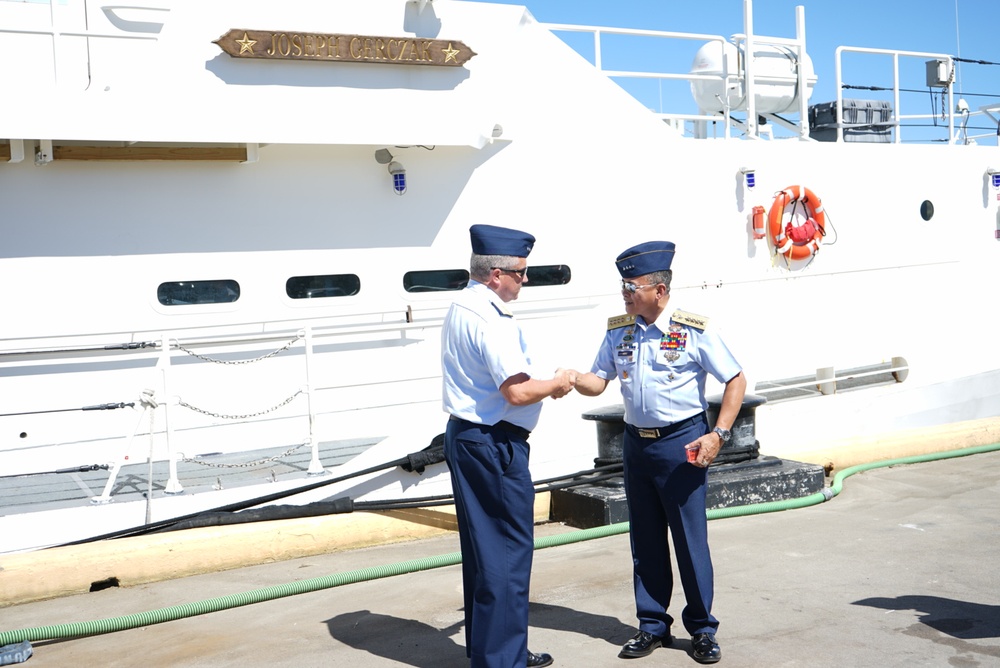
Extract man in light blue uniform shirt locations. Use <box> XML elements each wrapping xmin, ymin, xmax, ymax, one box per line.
<box><xmin>442</xmin><ymin>224</ymin><xmax>574</xmax><ymax>668</ymax></box>
<box><xmin>574</xmin><ymin>241</ymin><xmax>746</xmax><ymax>665</ymax></box>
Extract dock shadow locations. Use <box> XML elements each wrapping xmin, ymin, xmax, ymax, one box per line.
<box><xmin>325</xmin><ymin>602</ymin><xmax>654</xmax><ymax>667</ymax></box>
<box><xmin>325</xmin><ymin>609</ymin><xmax>466</xmax><ymax>668</ymax></box>
<box><xmin>528</xmin><ymin>601</ymin><xmax>695</xmax><ymax>659</ymax></box>
<box><xmin>853</xmin><ymin>595</ymin><xmax>1000</xmax><ymax>639</ymax></box>
<box><xmin>527</xmin><ymin>601</ymin><xmax>637</xmax><ymax>646</ymax></box>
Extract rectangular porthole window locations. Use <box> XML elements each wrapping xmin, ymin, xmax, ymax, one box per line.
<box><xmin>403</xmin><ymin>269</ymin><xmax>470</xmax><ymax>293</ymax></box>
<box><xmin>524</xmin><ymin>264</ymin><xmax>571</xmax><ymax>287</ymax></box>
<box><xmin>286</xmin><ymin>274</ymin><xmax>361</xmax><ymax>299</ymax></box>
<box><xmin>157</xmin><ymin>280</ymin><xmax>240</xmax><ymax>305</ymax></box>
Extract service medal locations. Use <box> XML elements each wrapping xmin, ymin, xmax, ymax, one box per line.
<box><xmin>660</xmin><ymin>327</ymin><xmax>687</xmax><ymax>362</ymax></box>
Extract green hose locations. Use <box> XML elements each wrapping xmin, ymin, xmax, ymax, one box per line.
<box><xmin>3</xmin><ymin>441</ymin><xmax>998</xmax><ymax>646</ymax></box>
<box><xmin>0</xmin><ymin>551</ymin><xmax>465</xmax><ymax>645</ymax></box>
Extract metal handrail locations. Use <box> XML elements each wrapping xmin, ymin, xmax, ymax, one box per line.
<box><xmin>835</xmin><ymin>46</ymin><xmax>956</xmax><ymax>144</ymax></box>
<box><xmin>543</xmin><ymin>22</ymin><xmax>735</xmax><ymax>139</ymax></box>
<box><xmin>755</xmin><ymin>362</ymin><xmax>908</xmax><ymax>397</ymax></box>
<box><xmin>544</xmin><ymin>4</ymin><xmax>812</xmax><ymax>140</ymax></box>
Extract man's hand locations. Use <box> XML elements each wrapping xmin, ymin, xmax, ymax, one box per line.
<box><xmin>550</xmin><ymin>368</ymin><xmax>578</xmax><ymax>399</ymax></box>
<box><xmin>687</xmin><ymin>371</ymin><xmax>746</xmax><ymax>467</ymax></box>
<box><xmin>685</xmin><ymin>431</ymin><xmax>723</xmax><ymax>468</ymax></box>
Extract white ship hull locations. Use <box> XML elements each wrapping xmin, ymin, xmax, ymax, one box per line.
<box><xmin>2</xmin><ymin>0</ymin><xmax>998</xmax><ymax>554</ymax></box>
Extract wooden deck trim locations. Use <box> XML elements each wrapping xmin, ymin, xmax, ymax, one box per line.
<box><xmin>51</xmin><ymin>145</ymin><xmax>249</xmax><ymax>162</ymax></box>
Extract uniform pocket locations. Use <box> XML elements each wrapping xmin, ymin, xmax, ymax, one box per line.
<box><xmin>615</xmin><ymin>355</ymin><xmax>636</xmax><ymax>383</ymax></box>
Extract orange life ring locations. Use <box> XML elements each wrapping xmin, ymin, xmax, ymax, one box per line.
<box><xmin>767</xmin><ymin>185</ymin><xmax>826</xmax><ymax>260</ymax></box>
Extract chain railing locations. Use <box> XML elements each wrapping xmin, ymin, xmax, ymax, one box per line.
<box><xmin>90</xmin><ymin>329</ymin><xmax>323</xmax><ymax>500</ymax></box>
<box><xmin>181</xmin><ymin>440</ymin><xmax>310</xmax><ymax>470</ymax></box>
<box><xmin>165</xmin><ymin>331</ymin><xmax>311</xmax><ymax>478</ymax></box>
<box><xmin>172</xmin><ymin>333</ymin><xmax>302</xmax><ymax>365</ymax></box>
<box><xmin>177</xmin><ymin>390</ymin><xmax>303</xmax><ymax>422</ymax></box>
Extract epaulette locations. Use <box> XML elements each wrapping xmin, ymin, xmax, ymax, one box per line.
<box><xmin>607</xmin><ymin>314</ymin><xmax>636</xmax><ymax>330</ymax></box>
<box><xmin>671</xmin><ymin>309</ymin><xmax>709</xmax><ymax>331</ymax></box>
<box><xmin>491</xmin><ymin>301</ymin><xmax>514</xmax><ymax>318</ymax></box>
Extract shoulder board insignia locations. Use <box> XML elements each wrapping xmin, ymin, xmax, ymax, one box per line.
<box><xmin>671</xmin><ymin>309</ymin><xmax>709</xmax><ymax>330</ymax></box>
<box><xmin>491</xmin><ymin>301</ymin><xmax>514</xmax><ymax>318</ymax></box>
<box><xmin>607</xmin><ymin>314</ymin><xmax>636</xmax><ymax>330</ymax></box>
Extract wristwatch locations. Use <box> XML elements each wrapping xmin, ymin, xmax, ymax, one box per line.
<box><xmin>713</xmin><ymin>426</ymin><xmax>732</xmax><ymax>444</ymax></box>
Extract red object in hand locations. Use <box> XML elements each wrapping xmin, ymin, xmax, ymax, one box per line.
<box><xmin>686</xmin><ymin>446</ymin><xmax>700</xmax><ymax>464</ymax></box>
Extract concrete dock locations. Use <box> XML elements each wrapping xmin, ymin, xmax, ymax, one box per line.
<box><xmin>2</xmin><ymin>449</ymin><xmax>999</xmax><ymax>667</ymax></box>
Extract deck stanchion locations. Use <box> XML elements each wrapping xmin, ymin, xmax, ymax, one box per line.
<box><xmin>161</xmin><ymin>333</ymin><xmax>183</xmax><ymax>494</ymax></box>
<box><xmin>92</xmin><ymin>406</ymin><xmax>151</xmax><ymax>505</ymax></box>
<box><xmin>302</xmin><ymin>327</ymin><xmax>324</xmax><ymax>475</ymax></box>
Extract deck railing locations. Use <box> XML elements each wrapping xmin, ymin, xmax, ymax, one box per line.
<box><xmin>544</xmin><ymin>7</ymin><xmax>999</xmax><ymax>145</ymax></box>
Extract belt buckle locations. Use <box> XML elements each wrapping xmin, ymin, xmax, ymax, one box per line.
<box><xmin>637</xmin><ymin>428</ymin><xmax>660</xmax><ymax>439</ymax></box>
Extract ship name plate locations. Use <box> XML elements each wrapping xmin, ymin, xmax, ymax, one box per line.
<box><xmin>214</xmin><ymin>29</ymin><xmax>476</xmax><ymax>67</ymax></box>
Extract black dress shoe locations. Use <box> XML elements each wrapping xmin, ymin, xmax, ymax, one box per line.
<box><xmin>527</xmin><ymin>650</ymin><xmax>554</xmax><ymax>667</ymax></box>
<box><xmin>618</xmin><ymin>630</ymin><xmax>670</xmax><ymax>658</ymax></box>
<box><xmin>691</xmin><ymin>633</ymin><xmax>721</xmax><ymax>664</ymax></box>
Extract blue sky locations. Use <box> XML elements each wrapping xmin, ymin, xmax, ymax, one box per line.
<box><xmin>476</xmin><ymin>0</ymin><xmax>999</xmax><ymax>141</ymax></box>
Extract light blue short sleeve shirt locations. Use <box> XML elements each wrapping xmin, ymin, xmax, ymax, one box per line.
<box><xmin>590</xmin><ymin>307</ymin><xmax>742</xmax><ymax>429</ymax></box>
<box><xmin>442</xmin><ymin>281</ymin><xmax>542</xmax><ymax>431</ymax></box>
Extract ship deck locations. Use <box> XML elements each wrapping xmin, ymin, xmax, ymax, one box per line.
<box><xmin>0</xmin><ymin>438</ymin><xmax>380</xmax><ymax>518</ymax></box>
<box><xmin>2</xmin><ymin>448</ymin><xmax>998</xmax><ymax>667</ymax></box>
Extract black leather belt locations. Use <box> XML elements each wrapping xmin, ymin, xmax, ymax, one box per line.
<box><xmin>495</xmin><ymin>420</ymin><xmax>531</xmax><ymax>441</ymax></box>
<box><xmin>449</xmin><ymin>415</ymin><xmax>531</xmax><ymax>441</ymax></box>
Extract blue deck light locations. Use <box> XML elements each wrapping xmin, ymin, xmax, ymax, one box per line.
<box><xmin>375</xmin><ymin>149</ymin><xmax>407</xmax><ymax>195</ymax></box>
<box><xmin>389</xmin><ymin>161</ymin><xmax>407</xmax><ymax>195</ymax></box>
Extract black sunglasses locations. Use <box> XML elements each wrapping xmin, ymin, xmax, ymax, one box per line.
<box><xmin>620</xmin><ymin>280</ymin><xmax>657</xmax><ymax>294</ymax></box>
<box><xmin>493</xmin><ymin>267</ymin><xmax>528</xmax><ymax>278</ymax></box>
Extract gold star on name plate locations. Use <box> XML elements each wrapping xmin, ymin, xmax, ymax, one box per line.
<box><xmin>442</xmin><ymin>42</ymin><xmax>460</xmax><ymax>63</ymax></box>
<box><xmin>236</xmin><ymin>32</ymin><xmax>257</xmax><ymax>55</ymax></box>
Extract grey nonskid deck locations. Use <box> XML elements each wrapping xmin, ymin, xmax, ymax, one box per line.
<box><xmin>0</xmin><ymin>438</ymin><xmax>379</xmax><ymax>517</ymax></box>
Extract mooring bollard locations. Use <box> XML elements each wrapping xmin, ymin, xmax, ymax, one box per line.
<box><xmin>582</xmin><ymin>394</ymin><xmax>768</xmax><ymax>467</ymax></box>
<box><xmin>706</xmin><ymin>393</ymin><xmax>767</xmax><ymax>464</ymax></box>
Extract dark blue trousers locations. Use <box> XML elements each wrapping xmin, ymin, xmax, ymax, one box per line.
<box><xmin>445</xmin><ymin>418</ymin><xmax>535</xmax><ymax>668</ymax></box>
<box><xmin>622</xmin><ymin>413</ymin><xmax>719</xmax><ymax>638</ymax></box>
